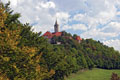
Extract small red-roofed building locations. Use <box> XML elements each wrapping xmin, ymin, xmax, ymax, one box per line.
<box><xmin>43</xmin><ymin>31</ymin><xmax>53</xmax><ymax>42</ymax></box>
<box><xmin>43</xmin><ymin>31</ymin><xmax>62</xmax><ymax>44</ymax></box>
<box><xmin>76</xmin><ymin>36</ymin><xmax>82</xmax><ymax>43</ymax></box>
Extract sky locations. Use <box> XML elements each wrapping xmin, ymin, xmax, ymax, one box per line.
<box><xmin>2</xmin><ymin>0</ymin><xmax>120</xmax><ymax>52</ymax></box>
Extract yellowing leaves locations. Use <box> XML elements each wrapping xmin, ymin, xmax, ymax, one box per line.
<box><xmin>0</xmin><ymin>6</ymin><xmax>7</xmax><ymax>28</ymax></box>
<box><xmin>35</xmin><ymin>52</ymin><xmax>43</xmax><ymax>63</ymax></box>
<box><xmin>0</xmin><ymin>7</ymin><xmax>7</xmax><ymax>34</ymax></box>
<box><xmin>13</xmin><ymin>64</ymin><xmax>19</xmax><ymax>73</ymax></box>
<box><xmin>0</xmin><ymin>56</ymin><xmax>10</xmax><ymax>62</ymax></box>
<box><xmin>36</xmin><ymin>65</ymin><xmax>40</xmax><ymax>71</ymax></box>
<box><xmin>21</xmin><ymin>46</ymin><xmax>38</xmax><ymax>57</ymax></box>
<box><xmin>3</xmin><ymin>57</ymin><xmax>10</xmax><ymax>62</ymax></box>
<box><xmin>49</xmin><ymin>69</ymin><xmax>55</xmax><ymax>76</ymax></box>
<box><xmin>0</xmin><ymin>73</ymin><xmax>9</xmax><ymax>80</ymax></box>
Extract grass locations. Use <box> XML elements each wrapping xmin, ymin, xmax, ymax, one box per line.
<box><xmin>65</xmin><ymin>68</ymin><xmax>120</xmax><ymax>80</ymax></box>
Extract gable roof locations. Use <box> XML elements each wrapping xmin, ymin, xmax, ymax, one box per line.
<box><xmin>43</xmin><ymin>31</ymin><xmax>52</xmax><ymax>36</ymax></box>
<box><xmin>43</xmin><ymin>31</ymin><xmax>53</xmax><ymax>39</ymax></box>
<box><xmin>43</xmin><ymin>31</ymin><xmax>62</xmax><ymax>39</ymax></box>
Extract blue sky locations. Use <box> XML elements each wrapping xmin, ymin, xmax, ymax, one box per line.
<box><xmin>3</xmin><ymin>0</ymin><xmax>120</xmax><ymax>51</ymax></box>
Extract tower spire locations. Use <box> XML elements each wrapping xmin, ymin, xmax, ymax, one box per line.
<box><xmin>54</xmin><ymin>19</ymin><xmax>59</xmax><ymax>33</ymax></box>
<box><xmin>55</xmin><ymin>19</ymin><xmax>58</xmax><ymax>25</ymax></box>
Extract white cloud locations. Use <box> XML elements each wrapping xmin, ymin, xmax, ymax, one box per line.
<box><xmin>39</xmin><ymin>1</ymin><xmax>55</xmax><ymax>9</ymax></box>
<box><xmin>55</xmin><ymin>12</ymin><xmax>70</xmax><ymax>25</ymax></box>
<box><xmin>103</xmin><ymin>39</ymin><xmax>120</xmax><ymax>51</ymax></box>
<box><xmin>73</xmin><ymin>14</ymin><xmax>85</xmax><ymax>21</ymax></box>
<box><xmin>116</xmin><ymin>12</ymin><xmax>120</xmax><ymax>16</ymax></box>
<box><xmin>10</xmin><ymin>0</ymin><xmax>17</xmax><ymax>7</ymax></box>
<box><xmin>72</xmin><ymin>0</ymin><xmax>116</xmax><ymax>27</ymax></box>
<box><xmin>101</xmin><ymin>22</ymin><xmax>120</xmax><ymax>33</ymax></box>
<box><xmin>81</xmin><ymin>29</ymin><xmax>118</xmax><ymax>40</ymax></box>
<box><xmin>72</xmin><ymin>24</ymin><xmax>87</xmax><ymax>31</ymax></box>
<box><xmin>52</xmin><ymin>0</ymin><xmax>87</xmax><ymax>12</ymax></box>
<box><xmin>62</xmin><ymin>24</ymin><xmax>87</xmax><ymax>31</ymax></box>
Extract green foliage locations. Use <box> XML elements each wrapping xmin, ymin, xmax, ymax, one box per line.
<box><xmin>80</xmin><ymin>39</ymin><xmax>120</xmax><ymax>69</ymax></box>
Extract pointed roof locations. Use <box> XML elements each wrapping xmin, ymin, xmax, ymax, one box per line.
<box><xmin>54</xmin><ymin>20</ymin><xmax>59</xmax><ymax>26</ymax></box>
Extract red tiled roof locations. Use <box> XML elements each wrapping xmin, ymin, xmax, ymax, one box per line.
<box><xmin>52</xmin><ymin>32</ymin><xmax>62</xmax><ymax>37</ymax></box>
<box><xmin>76</xmin><ymin>36</ymin><xmax>82</xmax><ymax>41</ymax></box>
<box><xmin>43</xmin><ymin>31</ymin><xmax>52</xmax><ymax>36</ymax></box>
<box><xmin>43</xmin><ymin>31</ymin><xmax>62</xmax><ymax>39</ymax></box>
<box><xmin>43</xmin><ymin>31</ymin><xmax>53</xmax><ymax>39</ymax></box>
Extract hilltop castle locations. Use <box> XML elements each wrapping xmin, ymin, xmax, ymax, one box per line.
<box><xmin>43</xmin><ymin>20</ymin><xmax>82</xmax><ymax>44</ymax></box>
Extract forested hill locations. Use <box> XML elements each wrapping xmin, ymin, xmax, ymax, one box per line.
<box><xmin>0</xmin><ymin>2</ymin><xmax>120</xmax><ymax>80</ymax></box>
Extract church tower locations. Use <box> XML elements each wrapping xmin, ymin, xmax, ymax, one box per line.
<box><xmin>54</xmin><ymin>20</ymin><xmax>59</xmax><ymax>33</ymax></box>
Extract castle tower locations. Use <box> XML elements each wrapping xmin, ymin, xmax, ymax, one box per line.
<box><xmin>54</xmin><ymin>20</ymin><xmax>59</xmax><ymax>33</ymax></box>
